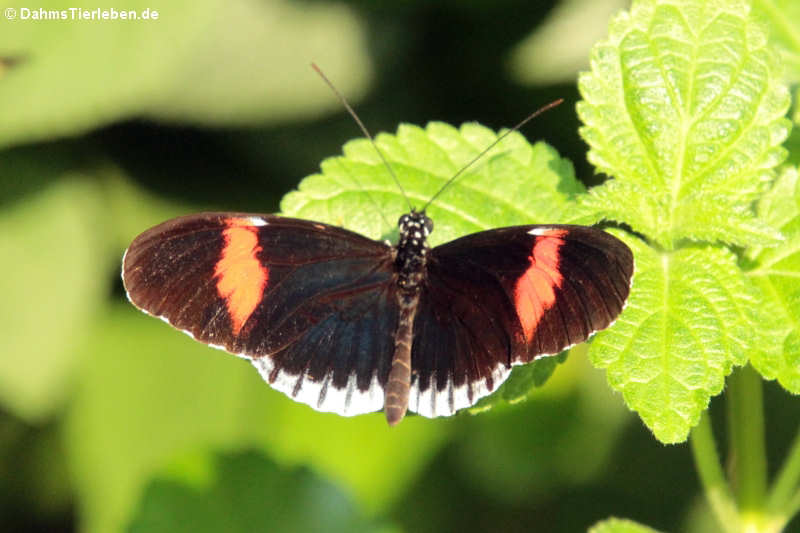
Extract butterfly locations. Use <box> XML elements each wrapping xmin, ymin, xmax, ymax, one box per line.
<box><xmin>122</xmin><ymin>67</ymin><xmax>634</xmax><ymax>426</ymax></box>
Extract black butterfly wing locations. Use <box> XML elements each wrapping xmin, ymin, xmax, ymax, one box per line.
<box><xmin>122</xmin><ymin>212</ymin><xmax>399</xmax><ymax>416</ymax></box>
<box><xmin>408</xmin><ymin>224</ymin><xmax>633</xmax><ymax>417</ymax></box>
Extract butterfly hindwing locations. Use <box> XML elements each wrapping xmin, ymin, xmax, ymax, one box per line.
<box><xmin>408</xmin><ymin>244</ymin><xmax>522</xmax><ymax>417</ymax></box>
<box><xmin>249</xmin><ymin>262</ymin><xmax>399</xmax><ymax>416</ymax></box>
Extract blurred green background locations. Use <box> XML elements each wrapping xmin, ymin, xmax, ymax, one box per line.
<box><xmin>2</xmin><ymin>1</ymin><xmax>798</xmax><ymax>532</ymax></box>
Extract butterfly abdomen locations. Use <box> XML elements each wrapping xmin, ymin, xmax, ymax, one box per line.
<box><xmin>385</xmin><ymin>295</ymin><xmax>419</xmax><ymax>425</ymax></box>
<box><xmin>385</xmin><ymin>211</ymin><xmax>433</xmax><ymax>425</ymax></box>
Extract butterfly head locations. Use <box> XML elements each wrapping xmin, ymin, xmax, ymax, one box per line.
<box><xmin>398</xmin><ymin>210</ymin><xmax>433</xmax><ymax>238</ymax></box>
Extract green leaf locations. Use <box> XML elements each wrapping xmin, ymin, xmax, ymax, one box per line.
<box><xmin>795</xmin><ymin>87</ymin><xmax>800</xmax><ymax>125</ymax></box>
<box><xmin>126</xmin><ymin>450</ymin><xmax>383</xmax><ymax>533</ymax></box>
<box><xmin>589</xmin><ymin>517</ymin><xmax>663</xmax><ymax>533</ymax></box>
<box><xmin>752</xmin><ymin>0</ymin><xmax>800</xmax><ymax>83</ymax></box>
<box><xmin>281</xmin><ymin>122</ymin><xmax>584</xmax><ymax>246</ymax></box>
<box><xmin>0</xmin><ymin>0</ymin><xmax>370</xmax><ymax>149</ymax></box>
<box><xmin>577</xmin><ymin>0</ymin><xmax>790</xmax><ymax>248</ymax></box>
<box><xmin>500</xmin><ymin>352</ymin><xmax>570</xmax><ymax>401</ymax></box>
<box><xmin>65</xmin><ymin>306</ymin><xmax>448</xmax><ymax>533</ymax></box>
<box><xmin>748</xmin><ymin>166</ymin><xmax>800</xmax><ymax>391</ymax></box>
<box><xmin>588</xmin><ymin>233</ymin><xmax>764</xmax><ymax>443</ymax></box>
<box><xmin>786</xmin><ymin>116</ymin><xmax>800</xmax><ymax>167</ymax></box>
<box><xmin>0</xmin><ymin>166</ymin><xmax>112</xmax><ymax>420</ymax></box>
<box><xmin>468</xmin><ymin>352</ymin><xmax>569</xmax><ymax>413</ymax></box>
<box><xmin>754</xmin><ymin>165</ymin><xmax>800</xmax><ymax>231</ymax></box>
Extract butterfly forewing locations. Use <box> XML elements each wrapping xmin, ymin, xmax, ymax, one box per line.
<box><xmin>405</xmin><ymin>224</ymin><xmax>633</xmax><ymax>417</ymax></box>
<box><xmin>123</xmin><ymin>212</ymin><xmax>400</xmax><ymax>415</ymax></box>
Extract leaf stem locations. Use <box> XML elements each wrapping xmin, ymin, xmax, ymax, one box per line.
<box><xmin>766</xmin><ymin>425</ymin><xmax>800</xmax><ymax>528</ymax></box>
<box><xmin>728</xmin><ymin>364</ymin><xmax>768</xmax><ymax>514</ymax></box>
<box><xmin>785</xmin><ymin>490</ymin><xmax>800</xmax><ymax>524</ymax></box>
<box><xmin>691</xmin><ymin>411</ymin><xmax>741</xmax><ymax>533</ymax></box>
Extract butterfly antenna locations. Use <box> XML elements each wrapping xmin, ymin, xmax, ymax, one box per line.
<box><xmin>311</xmin><ymin>63</ymin><xmax>414</xmax><ymax>215</ymax></box>
<box><xmin>422</xmin><ymin>98</ymin><xmax>564</xmax><ymax>211</ymax></box>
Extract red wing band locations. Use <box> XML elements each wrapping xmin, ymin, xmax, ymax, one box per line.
<box><xmin>513</xmin><ymin>229</ymin><xmax>567</xmax><ymax>342</ymax></box>
<box><xmin>214</xmin><ymin>218</ymin><xmax>269</xmax><ymax>335</ymax></box>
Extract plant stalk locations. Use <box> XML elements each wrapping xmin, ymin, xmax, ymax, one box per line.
<box><xmin>766</xmin><ymin>425</ymin><xmax>800</xmax><ymax>530</ymax></box>
<box><xmin>691</xmin><ymin>411</ymin><xmax>741</xmax><ymax>533</ymax></box>
<box><xmin>727</xmin><ymin>364</ymin><xmax>768</xmax><ymax>516</ymax></box>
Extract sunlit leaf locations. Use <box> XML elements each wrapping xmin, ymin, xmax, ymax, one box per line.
<box><xmin>748</xmin><ymin>166</ymin><xmax>800</xmax><ymax>391</ymax></box>
<box><xmin>589</xmin><ymin>233</ymin><xmax>764</xmax><ymax>443</ymax></box>
<box><xmin>752</xmin><ymin>0</ymin><xmax>800</xmax><ymax>83</ymax></box>
<box><xmin>281</xmin><ymin>122</ymin><xmax>584</xmax><ymax>245</ymax></box>
<box><xmin>577</xmin><ymin>0</ymin><xmax>790</xmax><ymax>248</ymax></box>
<box><xmin>573</xmin><ymin>0</ymin><xmax>794</xmax><ymax>443</ymax></box>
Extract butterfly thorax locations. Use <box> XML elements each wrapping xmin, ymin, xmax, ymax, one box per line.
<box><xmin>394</xmin><ymin>211</ymin><xmax>432</xmax><ymax>295</ymax></box>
